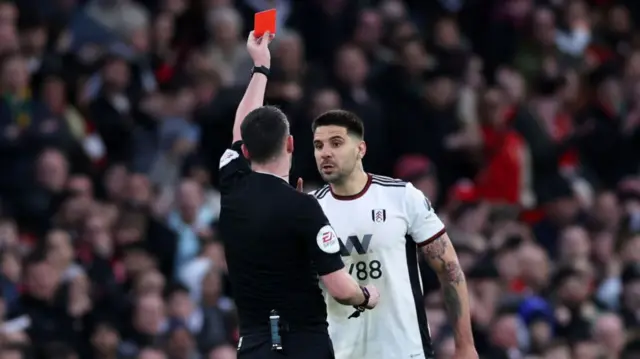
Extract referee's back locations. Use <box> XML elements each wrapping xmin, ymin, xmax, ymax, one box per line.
<box><xmin>218</xmin><ymin>141</ymin><xmax>343</xmax><ymax>332</ymax></box>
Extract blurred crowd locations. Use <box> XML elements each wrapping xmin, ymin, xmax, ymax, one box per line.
<box><xmin>0</xmin><ymin>0</ymin><xmax>640</xmax><ymax>358</ymax></box>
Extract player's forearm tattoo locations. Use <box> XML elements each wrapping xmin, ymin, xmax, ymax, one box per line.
<box><xmin>423</xmin><ymin>236</ymin><xmax>465</xmax><ymax>323</ymax></box>
<box><xmin>444</xmin><ymin>261</ymin><xmax>465</xmax><ymax>285</ymax></box>
<box><xmin>423</xmin><ymin>236</ymin><xmax>447</xmax><ymax>259</ymax></box>
<box><xmin>442</xmin><ymin>281</ymin><xmax>462</xmax><ymax>324</ymax></box>
<box><xmin>424</xmin><ymin>237</ymin><xmax>464</xmax><ymax>283</ymax></box>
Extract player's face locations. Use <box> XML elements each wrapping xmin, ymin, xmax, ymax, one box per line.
<box><xmin>313</xmin><ymin>125</ymin><xmax>361</xmax><ymax>183</ymax></box>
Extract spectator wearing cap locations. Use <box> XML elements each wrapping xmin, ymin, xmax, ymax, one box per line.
<box><xmin>533</xmin><ymin>175</ymin><xmax>582</xmax><ymax>258</ymax></box>
<box><xmin>518</xmin><ymin>296</ymin><xmax>555</xmax><ymax>354</ymax></box>
<box><xmin>394</xmin><ymin>153</ymin><xmax>439</xmax><ymax>206</ymax></box>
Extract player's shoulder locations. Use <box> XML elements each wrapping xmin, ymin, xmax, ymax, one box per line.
<box><xmin>370</xmin><ymin>174</ymin><xmax>407</xmax><ymax>189</ymax></box>
<box><xmin>309</xmin><ymin>184</ymin><xmax>331</xmax><ymax>200</ymax></box>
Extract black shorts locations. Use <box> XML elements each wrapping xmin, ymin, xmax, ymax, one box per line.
<box><xmin>237</xmin><ymin>331</ymin><xmax>335</xmax><ymax>359</ymax></box>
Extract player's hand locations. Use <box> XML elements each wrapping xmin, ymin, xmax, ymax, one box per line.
<box><xmin>363</xmin><ymin>284</ymin><xmax>379</xmax><ymax>309</ymax></box>
<box><xmin>296</xmin><ymin>178</ymin><xmax>303</xmax><ymax>192</ymax></box>
<box><xmin>453</xmin><ymin>346</ymin><xmax>479</xmax><ymax>359</ymax></box>
<box><xmin>247</xmin><ymin>30</ymin><xmax>273</xmax><ymax>68</ymax></box>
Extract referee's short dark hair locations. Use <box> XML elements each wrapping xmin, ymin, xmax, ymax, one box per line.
<box><xmin>312</xmin><ymin>110</ymin><xmax>365</xmax><ymax>139</ymax></box>
<box><xmin>240</xmin><ymin>106</ymin><xmax>289</xmax><ymax>163</ymax></box>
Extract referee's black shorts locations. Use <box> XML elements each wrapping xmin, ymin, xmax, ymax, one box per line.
<box><xmin>237</xmin><ymin>331</ymin><xmax>335</xmax><ymax>359</ymax></box>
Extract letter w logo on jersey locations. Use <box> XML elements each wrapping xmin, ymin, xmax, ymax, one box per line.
<box><xmin>339</xmin><ymin>234</ymin><xmax>372</xmax><ymax>256</ymax></box>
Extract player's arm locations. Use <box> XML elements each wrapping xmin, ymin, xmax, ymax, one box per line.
<box><xmin>405</xmin><ymin>184</ymin><xmax>475</xmax><ymax>352</ymax></box>
<box><xmin>422</xmin><ymin>233</ymin><xmax>475</xmax><ymax>350</ymax></box>
<box><xmin>232</xmin><ymin>31</ymin><xmax>271</xmax><ymax>143</ymax></box>
<box><xmin>297</xmin><ymin>195</ymin><xmax>379</xmax><ymax>308</ymax></box>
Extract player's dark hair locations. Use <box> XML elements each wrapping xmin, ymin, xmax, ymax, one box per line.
<box><xmin>240</xmin><ymin>106</ymin><xmax>289</xmax><ymax>163</ymax></box>
<box><xmin>311</xmin><ymin>110</ymin><xmax>364</xmax><ymax>139</ymax></box>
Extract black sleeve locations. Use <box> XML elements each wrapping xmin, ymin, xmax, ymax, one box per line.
<box><xmin>218</xmin><ymin>141</ymin><xmax>251</xmax><ymax>194</ymax></box>
<box><xmin>296</xmin><ymin>194</ymin><xmax>345</xmax><ymax>276</ymax></box>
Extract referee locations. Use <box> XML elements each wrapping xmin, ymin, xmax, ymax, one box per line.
<box><xmin>218</xmin><ymin>32</ymin><xmax>380</xmax><ymax>359</ymax></box>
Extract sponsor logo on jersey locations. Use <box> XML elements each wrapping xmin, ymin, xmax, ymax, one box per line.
<box><xmin>371</xmin><ymin>209</ymin><xmax>386</xmax><ymax>223</ymax></box>
<box><xmin>338</xmin><ymin>234</ymin><xmax>372</xmax><ymax>256</ymax></box>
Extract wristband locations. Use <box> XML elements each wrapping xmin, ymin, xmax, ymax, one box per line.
<box><xmin>358</xmin><ymin>286</ymin><xmax>370</xmax><ymax>308</ymax></box>
<box><xmin>251</xmin><ymin>65</ymin><xmax>271</xmax><ymax>78</ymax></box>
<box><xmin>348</xmin><ymin>286</ymin><xmax>370</xmax><ymax>319</ymax></box>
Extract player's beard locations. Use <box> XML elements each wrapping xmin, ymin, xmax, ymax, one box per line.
<box><xmin>320</xmin><ymin>158</ymin><xmax>358</xmax><ymax>185</ymax></box>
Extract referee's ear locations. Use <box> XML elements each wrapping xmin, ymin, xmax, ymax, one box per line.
<box><xmin>241</xmin><ymin>144</ymin><xmax>251</xmax><ymax>160</ymax></box>
<box><xmin>286</xmin><ymin>135</ymin><xmax>294</xmax><ymax>154</ymax></box>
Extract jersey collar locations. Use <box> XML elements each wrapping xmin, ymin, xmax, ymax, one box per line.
<box><xmin>330</xmin><ymin>174</ymin><xmax>373</xmax><ymax>201</ymax></box>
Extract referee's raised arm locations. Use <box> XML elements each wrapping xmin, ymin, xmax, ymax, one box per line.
<box><xmin>231</xmin><ymin>31</ymin><xmax>271</xmax><ymax>144</ymax></box>
<box><xmin>218</xmin><ymin>30</ymin><xmax>272</xmax><ymax>194</ymax></box>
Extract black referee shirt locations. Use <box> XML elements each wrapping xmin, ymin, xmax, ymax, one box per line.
<box><xmin>218</xmin><ymin>141</ymin><xmax>345</xmax><ymax>333</ymax></box>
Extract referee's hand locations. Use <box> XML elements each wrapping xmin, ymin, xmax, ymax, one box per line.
<box><xmin>247</xmin><ymin>30</ymin><xmax>273</xmax><ymax>68</ymax></box>
<box><xmin>296</xmin><ymin>178</ymin><xmax>303</xmax><ymax>192</ymax></box>
<box><xmin>363</xmin><ymin>284</ymin><xmax>379</xmax><ymax>309</ymax></box>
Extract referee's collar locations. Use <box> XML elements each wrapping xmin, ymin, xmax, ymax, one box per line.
<box><xmin>255</xmin><ymin>170</ymin><xmax>289</xmax><ymax>183</ymax></box>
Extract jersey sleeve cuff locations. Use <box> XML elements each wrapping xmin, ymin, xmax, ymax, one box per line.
<box><xmin>316</xmin><ymin>260</ymin><xmax>345</xmax><ymax>276</ymax></box>
<box><xmin>416</xmin><ymin>227</ymin><xmax>446</xmax><ymax>247</ymax></box>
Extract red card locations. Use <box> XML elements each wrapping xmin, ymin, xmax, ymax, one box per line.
<box><xmin>254</xmin><ymin>9</ymin><xmax>276</xmax><ymax>38</ymax></box>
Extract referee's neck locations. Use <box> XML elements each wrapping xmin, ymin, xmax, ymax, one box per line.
<box><xmin>331</xmin><ymin>169</ymin><xmax>369</xmax><ymax>197</ymax></box>
<box><xmin>251</xmin><ymin>159</ymin><xmax>290</xmax><ymax>182</ymax></box>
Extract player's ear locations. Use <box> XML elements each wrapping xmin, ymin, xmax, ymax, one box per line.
<box><xmin>286</xmin><ymin>135</ymin><xmax>294</xmax><ymax>154</ymax></box>
<box><xmin>357</xmin><ymin>141</ymin><xmax>366</xmax><ymax>159</ymax></box>
<box><xmin>241</xmin><ymin>143</ymin><xmax>251</xmax><ymax>160</ymax></box>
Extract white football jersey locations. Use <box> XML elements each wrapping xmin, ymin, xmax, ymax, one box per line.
<box><xmin>311</xmin><ymin>174</ymin><xmax>445</xmax><ymax>359</ymax></box>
